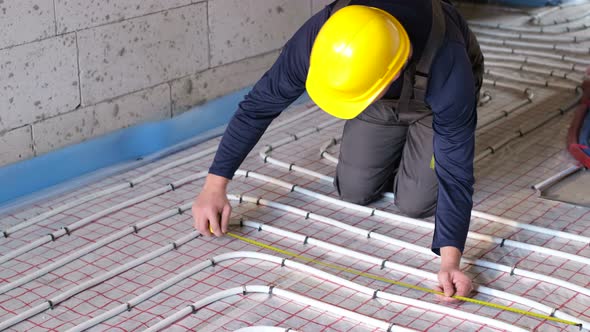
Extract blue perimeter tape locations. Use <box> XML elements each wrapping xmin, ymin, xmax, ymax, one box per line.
<box><xmin>0</xmin><ymin>87</ymin><xmax>248</xmax><ymax>210</ymax></box>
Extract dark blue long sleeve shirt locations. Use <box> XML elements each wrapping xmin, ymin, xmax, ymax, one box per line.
<box><xmin>209</xmin><ymin>0</ymin><xmax>481</xmax><ymax>255</ymax></box>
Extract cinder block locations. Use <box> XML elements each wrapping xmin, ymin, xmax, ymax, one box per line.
<box><xmin>0</xmin><ymin>126</ymin><xmax>34</xmax><ymax>166</ymax></box>
<box><xmin>54</xmin><ymin>0</ymin><xmax>192</xmax><ymax>33</ymax></box>
<box><xmin>33</xmin><ymin>83</ymin><xmax>170</xmax><ymax>155</ymax></box>
<box><xmin>0</xmin><ymin>0</ymin><xmax>55</xmax><ymax>49</ymax></box>
<box><xmin>208</xmin><ymin>0</ymin><xmax>310</xmax><ymax>66</ymax></box>
<box><xmin>0</xmin><ymin>34</ymin><xmax>79</xmax><ymax>131</ymax></box>
<box><xmin>77</xmin><ymin>3</ymin><xmax>208</xmax><ymax>106</ymax></box>
<box><xmin>170</xmin><ymin>50</ymin><xmax>280</xmax><ymax>115</ymax></box>
<box><xmin>312</xmin><ymin>0</ymin><xmax>333</xmax><ymax>14</ymax></box>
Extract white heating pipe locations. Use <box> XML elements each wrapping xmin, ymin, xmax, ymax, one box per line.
<box><xmin>233</xmin><ymin>215</ymin><xmax>589</xmax><ymax>329</ymax></box>
<box><xmin>479</xmin><ymin>90</ymin><xmax>493</xmax><ymax>106</ymax></box>
<box><xmin>143</xmin><ymin>285</ymin><xmax>419</xmax><ymax>332</ymax></box>
<box><xmin>483</xmin><ymin>53</ymin><xmax>586</xmax><ymax>73</ymax></box>
<box><xmin>469</xmin><ymin>19</ymin><xmax>590</xmax><ymax>34</ymax></box>
<box><xmin>486</xmin><ymin>62</ymin><xmax>583</xmax><ymax>84</ymax></box>
<box><xmin>531</xmin><ymin>5</ymin><xmax>590</xmax><ymax>26</ymax></box>
<box><xmin>473</xmin><ymin>27</ymin><xmax>590</xmax><ymax>43</ymax></box>
<box><xmin>0</xmin><ymin>105</ymin><xmax>320</xmax><ymax>237</ymax></box>
<box><xmin>532</xmin><ymin>164</ymin><xmax>584</xmax><ymax>192</ymax></box>
<box><xmin>480</xmin><ymin>45</ymin><xmax>590</xmax><ymax>66</ymax></box>
<box><xmin>234</xmin><ymin>170</ymin><xmax>590</xmax><ymax>288</ymax></box>
<box><xmin>0</xmin><ymin>203</ymin><xmax>193</xmax><ymax>295</ymax></box>
<box><xmin>485</xmin><ymin>69</ymin><xmax>579</xmax><ymax>91</ymax></box>
<box><xmin>530</xmin><ymin>2</ymin><xmax>588</xmax><ymax>23</ymax></box>
<box><xmin>479</xmin><ymin>36</ymin><xmax>590</xmax><ymax>55</ymax></box>
<box><xmin>0</xmin><ymin>171</ymin><xmax>207</xmax><ymax>265</ymax></box>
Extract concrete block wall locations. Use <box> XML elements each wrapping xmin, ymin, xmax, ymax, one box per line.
<box><xmin>0</xmin><ymin>0</ymin><xmax>334</xmax><ymax>167</ymax></box>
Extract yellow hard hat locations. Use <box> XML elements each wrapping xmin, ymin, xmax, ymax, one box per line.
<box><xmin>306</xmin><ymin>5</ymin><xmax>411</xmax><ymax>119</ymax></box>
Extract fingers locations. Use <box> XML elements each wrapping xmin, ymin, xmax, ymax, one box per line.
<box><xmin>455</xmin><ymin>279</ymin><xmax>472</xmax><ymax>298</ymax></box>
<box><xmin>208</xmin><ymin>209</ymin><xmax>223</xmax><ymax>237</ymax></box>
<box><xmin>192</xmin><ymin>201</ymin><xmax>210</xmax><ymax>236</ymax></box>
<box><xmin>220</xmin><ymin>203</ymin><xmax>232</xmax><ymax>234</ymax></box>
<box><xmin>440</xmin><ymin>273</ymin><xmax>455</xmax><ymax>298</ymax></box>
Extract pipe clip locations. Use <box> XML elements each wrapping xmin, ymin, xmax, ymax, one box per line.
<box><xmin>387</xmin><ymin>322</ymin><xmax>396</xmax><ymax>332</ymax></box>
<box><xmin>372</xmin><ymin>289</ymin><xmax>379</xmax><ymax>299</ymax></box>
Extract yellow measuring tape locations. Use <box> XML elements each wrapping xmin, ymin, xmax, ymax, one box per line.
<box><xmin>225</xmin><ymin>231</ymin><xmax>581</xmax><ymax>327</ymax></box>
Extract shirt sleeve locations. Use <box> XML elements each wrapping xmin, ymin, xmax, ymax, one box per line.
<box><xmin>427</xmin><ymin>41</ymin><xmax>477</xmax><ymax>255</ymax></box>
<box><xmin>208</xmin><ymin>8</ymin><xmax>329</xmax><ymax>179</ymax></box>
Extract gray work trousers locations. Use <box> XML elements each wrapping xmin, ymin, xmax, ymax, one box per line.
<box><xmin>334</xmin><ymin>100</ymin><xmax>437</xmax><ymax>218</ymax></box>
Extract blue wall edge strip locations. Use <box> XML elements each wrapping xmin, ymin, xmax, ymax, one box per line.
<box><xmin>0</xmin><ymin>87</ymin><xmax>251</xmax><ymax>211</ymax></box>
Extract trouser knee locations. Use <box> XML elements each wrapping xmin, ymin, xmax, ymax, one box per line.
<box><xmin>395</xmin><ymin>194</ymin><xmax>436</xmax><ymax>218</ymax></box>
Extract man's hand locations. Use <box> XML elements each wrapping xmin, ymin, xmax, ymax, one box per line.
<box><xmin>435</xmin><ymin>246</ymin><xmax>473</xmax><ymax>303</ymax></box>
<box><xmin>192</xmin><ymin>174</ymin><xmax>231</xmax><ymax>237</ymax></box>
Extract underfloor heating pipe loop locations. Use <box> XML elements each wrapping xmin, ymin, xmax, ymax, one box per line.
<box><xmin>478</xmin><ymin>36</ymin><xmax>590</xmax><ymax>56</ymax></box>
<box><xmin>471</xmin><ymin>27</ymin><xmax>590</xmax><ymax>43</ymax></box>
<box><xmin>531</xmin><ymin>5</ymin><xmax>590</xmax><ymax>26</ymax></box>
<box><xmin>480</xmin><ymin>45</ymin><xmax>590</xmax><ymax>67</ymax></box>
<box><xmin>261</xmin><ymin>116</ymin><xmax>590</xmax><ymax>247</ymax></box>
<box><xmin>469</xmin><ymin>19</ymin><xmax>590</xmax><ymax>34</ymax></box>
<box><xmin>486</xmin><ymin>62</ymin><xmax>583</xmax><ymax>84</ymax></box>
<box><xmin>0</xmin><ymin>231</ymin><xmax>200</xmax><ymax>331</ymax></box>
<box><xmin>531</xmin><ymin>164</ymin><xmax>584</xmax><ymax>193</ymax></box>
<box><xmin>475</xmin><ymin>87</ymin><xmax>583</xmax><ymax>163</ymax></box>
<box><xmin>0</xmin><ymin>105</ymin><xmax>320</xmax><ymax>238</ymax></box>
<box><xmin>143</xmin><ymin>285</ymin><xmax>419</xmax><ymax>332</ymax></box>
<box><xmin>0</xmin><ymin>202</ymin><xmax>193</xmax><ymax>296</ymax></box>
<box><xmin>234</xmin><ymin>215</ymin><xmax>589</xmax><ymax>329</ymax></box>
<box><xmin>230</xmin><ymin>192</ymin><xmax>589</xmax><ymax>327</ymax></box>
<box><xmin>483</xmin><ymin>53</ymin><xmax>586</xmax><ymax>73</ymax></box>
<box><xmin>0</xmin><ymin>171</ymin><xmax>207</xmax><ymax>266</ymax></box>
<box><xmin>234</xmin><ymin>170</ymin><xmax>590</xmax><ymax>295</ymax></box>
<box><xmin>485</xmin><ymin>69</ymin><xmax>579</xmax><ymax>91</ymax></box>
<box><xmin>66</xmin><ymin>250</ymin><xmax>426</xmax><ymax>332</ymax></box>
<box><xmin>529</xmin><ymin>2</ymin><xmax>580</xmax><ymax>23</ymax></box>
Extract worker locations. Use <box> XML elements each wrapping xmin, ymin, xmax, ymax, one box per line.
<box><xmin>192</xmin><ymin>0</ymin><xmax>484</xmax><ymax>302</ymax></box>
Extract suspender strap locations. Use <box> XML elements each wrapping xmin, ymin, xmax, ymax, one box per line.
<box><xmin>413</xmin><ymin>0</ymin><xmax>446</xmax><ymax>101</ymax></box>
<box><xmin>331</xmin><ymin>0</ymin><xmax>351</xmax><ymax>14</ymax></box>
